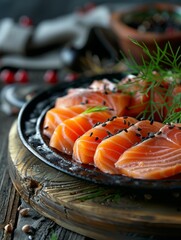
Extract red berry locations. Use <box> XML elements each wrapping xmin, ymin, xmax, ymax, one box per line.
<box><xmin>15</xmin><ymin>70</ymin><xmax>28</xmax><ymax>83</ymax></box>
<box><xmin>0</xmin><ymin>69</ymin><xmax>15</xmax><ymax>84</ymax></box>
<box><xmin>43</xmin><ymin>70</ymin><xmax>58</xmax><ymax>84</ymax></box>
<box><xmin>19</xmin><ymin>16</ymin><xmax>33</xmax><ymax>27</ymax></box>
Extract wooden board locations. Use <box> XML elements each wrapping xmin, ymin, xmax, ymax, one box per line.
<box><xmin>8</xmin><ymin>121</ymin><xmax>181</xmax><ymax>240</ymax></box>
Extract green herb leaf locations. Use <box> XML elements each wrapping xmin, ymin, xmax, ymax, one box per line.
<box><xmin>83</xmin><ymin>106</ymin><xmax>110</xmax><ymax>114</ymax></box>
<box><xmin>121</xmin><ymin>40</ymin><xmax>181</xmax><ymax>122</ymax></box>
<box><xmin>164</xmin><ymin>93</ymin><xmax>181</xmax><ymax>123</ymax></box>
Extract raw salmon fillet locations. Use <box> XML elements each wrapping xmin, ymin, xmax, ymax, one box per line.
<box><xmin>72</xmin><ymin>116</ymin><xmax>138</xmax><ymax>164</ymax></box>
<box><xmin>94</xmin><ymin>120</ymin><xmax>164</xmax><ymax>174</ymax></box>
<box><xmin>115</xmin><ymin>124</ymin><xmax>181</xmax><ymax>179</ymax></box>
<box><xmin>49</xmin><ymin>110</ymin><xmax>113</xmax><ymax>155</ymax></box>
<box><xmin>89</xmin><ymin>79</ymin><xmax>118</xmax><ymax>92</ymax></box>
<box><xmin>43</xmin><ymin>104</ymin><xmax>89</xmax><ymax>138</ymax></box>
<box><xmin>68</xmin><ymin>79</ymin><xmax>118</xmax><ymax>94</ymax></box>
<box><xmin>120</xmin><ymin>73</ymin><xmax>170</xmax><ymax>121</ymax></box>
<box><xmin>55</xmin><ymin>90</ymin><xmax>131</xmax><ymax>116</ymax></box>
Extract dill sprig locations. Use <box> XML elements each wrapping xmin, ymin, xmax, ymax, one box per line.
<box><xmin>121</xmin><ymin>39</ymin><xmax>181</xmax><ymax>122</ymax></box>
<box><xmin>83</xmin><ymin>106</ymin><xmax>110</xmax><ymax>114</ymax></box>
<box><xmin>126</xmin><ymin>39</ymin><xmax>181</xmax><ymax>75</ymax></box>
<box><xmin>164</xmin><ymin>93</ymin><xmax>181</xmax><ymax>123</ymax></box>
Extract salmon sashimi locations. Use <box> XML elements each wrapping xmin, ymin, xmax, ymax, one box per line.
<box><xmin>43</xmin><ymin>104</ymin><xmax>91</xmax><ymax>138</ymax></box>
<box><xmin>118</xmin><ymin>75</ymin><xmax>151</xmax><ymax>118</ymax></box>
<box><xmin>115</xmin><ymin>124</ymin><xmax>181</xmax><ymax>180</ymax></box>
<box><xmin>94</xmin><ymin>120</ymin><xmax>164</xmax><ymax>174</ymax></box>
<box><xmin>72</xmin><ymin>116</ymin><xmax>138</xmax><ymax>164</ymax></box>
<box><xmin>55</xmin><ymin>90</ymin><xmax>131</xmax><ymax>116</ymax></box>
<box><xmin>89</xmin><ymin>79</ymin><xmax>118</xmax><ymax>92</ymax></box>
<box><xmin>120</xmin><ymin>73</ymin><xmax>170</xmax><ymax>121</ymax></box>
<box><xmin>67</xmin><ymin>79</ymin><xmax>118</xmax><ymax>95</ymax></box>
<box><xmin>49</xmin><ymin>110</ymin><xmax>113</xmax><ymax>155</ymax></box>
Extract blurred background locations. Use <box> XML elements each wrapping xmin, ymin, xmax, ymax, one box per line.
<box><xmin>0</xmin><ymin>0</ymin><xmax>180</xmax><ymax>115</ymax></box>
<box><xmin>0</xmin><ymin>0</ymin><xmax>180</xmax><ymax>24</ymax></box>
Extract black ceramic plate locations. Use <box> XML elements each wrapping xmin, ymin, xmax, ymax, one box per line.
<box><xmin>18</xmin><ymin>73</ymin><xmax>181</xmax><ymax>191</ymax></box>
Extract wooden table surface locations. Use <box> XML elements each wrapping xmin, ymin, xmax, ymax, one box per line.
<box><xmin>0</xmin><ymin>80</ymin><xmax>92</xmax><ymax>240</ymax></box>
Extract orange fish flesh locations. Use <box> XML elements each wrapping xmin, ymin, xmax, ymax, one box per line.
<box><xmin>94</xmin><ymin>120</ymin><xmax>164</xmax><ymax>174</ymax></box>
<box><xmin>72</xmin><ymin>116</ymin><xmax>138</xmax><ymax>164</ymax></box>
<box><xmin>55</xmin><ymin>90</ymin><xmax>131</xmax><ymax>116</ymax></box>
<box><xmin>49</xmin><ymin>110</ymin><xmax>113</xmax><ymax>155</ymax></box>
<box><xmin>115</xmin><ymin>124</ymin><xmax>181</xmax><ymax>179</ymax></box>
<box><xmin>43</xmin><ymin>104</ymin><xmax>89</xmax><ymax>138</ymax></box>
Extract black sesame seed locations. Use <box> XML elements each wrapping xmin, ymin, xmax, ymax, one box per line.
<box><xmin>90</xmin><ymin>132</ymin><xmax>93</xmax><ymax>137</ymax></box>
<box><xmin>93</xmin><ymin>122</ymin><xmax>100</xmax><ymax>127</ymax></box>
<box><xmin>107</xmin><ymin>131</ymin><xmax>112</xmax><ymax>135</ymax></box>
<box><xmin>141</xmin><ymin>137</ymin><xmax>147</xmax><ymax>141</ymax></box>
<box><xmin>156</xmin><ymin>131</ymin><xmax>162</xmax><ymax>135</ymax></box>
<box><xmin>150</xmin><ymin>119</ymin><xmax>154</xmax><ymax>125</ymax></box>
<box><xmin>117</xmin><ymin>129</ymin><xmax>123</xmax><ymax>134</ymax></box>
<box><xmin>110</xmin><ymin>116</ymin><xmax>117</xmax><ymax>121</ymax></box>
<box><xmin>148</xmin><ymin>132</ymin><xmax>155</xmax><ymax>138</ymax></box>
<box><xmin>168</xmin><ymin>123</ymin><xmax>175</xmax><ymax>129</ymax></box>
<box><xmin>127</xmin><ymin>121</ymin><xmax>131</xmax><ymax>126</ymax></box>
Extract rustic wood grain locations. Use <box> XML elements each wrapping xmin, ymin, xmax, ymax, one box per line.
<box><xmin>0</xmin><ymin>110</ymin><xmax>88</xmax><ymax>240</ymax></box>
<box><xmin>8</xmin><ymin>121</ymin><xmax>181</xmax><ymax>240</ymax></box>
<box><xmin>0</xmin><ymin>114</ymin><xmax>20</xmax><ymax>240</ymax></box>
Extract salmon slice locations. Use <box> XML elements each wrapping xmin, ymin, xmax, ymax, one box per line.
<box><xmin>118</xmin><ymin>75</ymin><xmax>149</xmax><ymax>114</ymax></box>
<box><xmin>49</xmin><ymin>110</ymin><xmax>113</xmax><ymax>155</ymax></box>
<box><xmin>120</xmin><ymin>73</ymin><xmax>170</xmax><ymax>121</ymax></box>
<box><xmin>89</xmin><ymin>79</ymin><xmax>118</xmax><ymax>92</ymax></box>
<box><xmin>72</xmin><ymin>116</ymin><xmax>138</xmax><ymax>164</ymax></box>
<box><xmin>68</xmin><ymin>79</ymin><xmax>118</xmax><ymax>94</ymax></box>
<box><xmin>43</xmin><ymin>104</ymin><xmax>90</xmax><ymax>138</ymax></box>
<box><xmin>55</xmin><ymin>90</ymin><xmax>131</xmax><ymax>116</ymax></box>
<box><xmin>94</xmin><ymin>120</ymin><xmax>164</xmax><ymax>174</ymax></box>
<box><xmin>115</xmin><ymin>124</ymin><xmax>181</xmax><ymax>180</ymax></box>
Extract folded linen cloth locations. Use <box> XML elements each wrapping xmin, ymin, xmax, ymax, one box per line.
<box><xmin>0</xmin><ymin>5</ymin><xmax>118</xmax><ymax>70</ymax></box>
<box><xmin>0</xmin><ymin>18</ymin><xmax>32</xmax><ymax>55</ymax></box>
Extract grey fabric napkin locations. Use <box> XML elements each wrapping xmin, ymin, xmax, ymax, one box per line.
<box><xmin>0</xmin><ymin>6</ymin><xmax>113</xmax><ymax>70</ymax></box>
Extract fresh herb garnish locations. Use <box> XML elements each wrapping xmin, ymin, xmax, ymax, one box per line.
<box><xmin>83</xmin><ymin>106</ymin><xmax>110</xmax><ymax>114</ymax></box>
<box><xmin>163</xmin><ymin>93</ymin><xmax>181</xmax><ymax>123</ymax></box>
<box><xmin>126</xmin><ymin>39</ymin><xmax>181</xmax><ymax>74</ymax></box>
<box><xmin>120</xmin><ymin>40</ymin><xmax>181</xmax><ymax>122</ymax></box>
